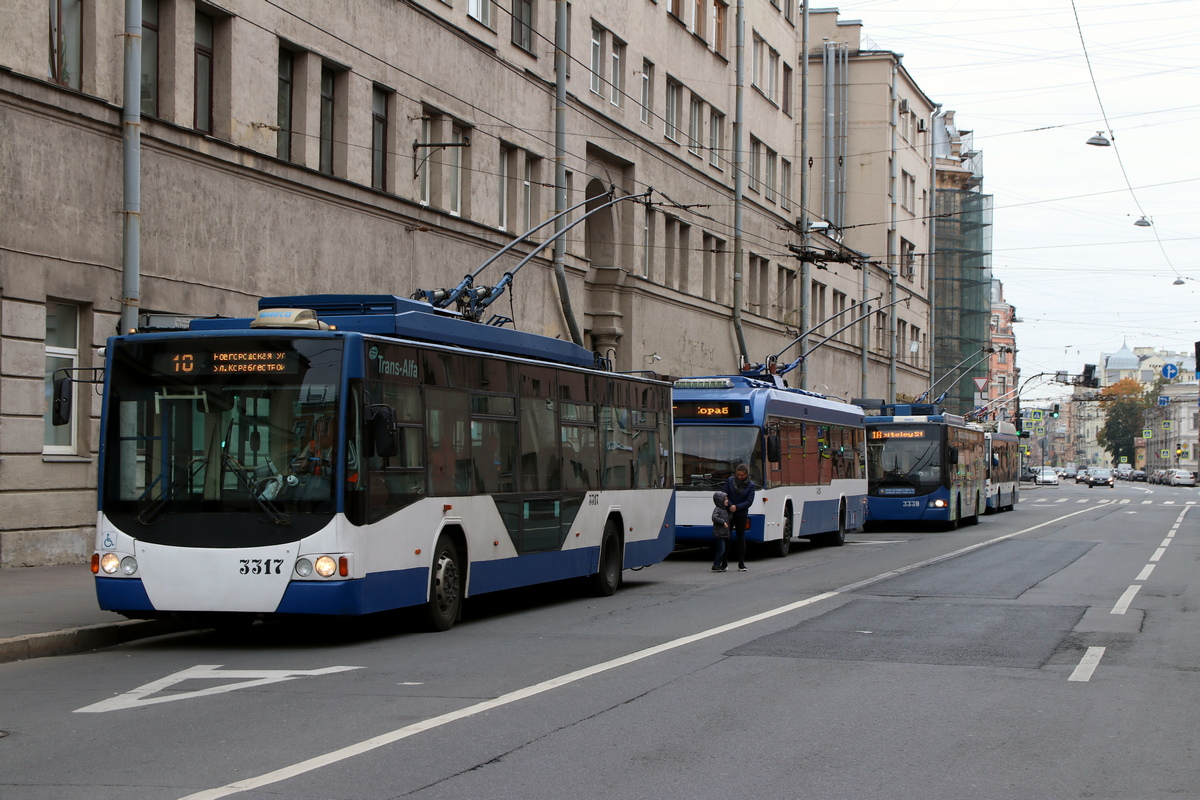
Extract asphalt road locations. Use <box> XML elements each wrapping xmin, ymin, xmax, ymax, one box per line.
<box><xmin>2</xmin><ymin>479</ymin><xmax>1198</xmax><ymax>800</ymax></box>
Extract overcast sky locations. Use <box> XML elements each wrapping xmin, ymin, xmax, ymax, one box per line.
<box><xmin>828</xmin><ymin>0</ymin><xmax>1200</xmax><ymax>400</ymax></box>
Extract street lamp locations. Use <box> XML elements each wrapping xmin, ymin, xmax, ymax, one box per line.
<box><xmin>1086</xmin><ymin>131</ymin><xmax>1111</xmax><ymax>147</ymax></box>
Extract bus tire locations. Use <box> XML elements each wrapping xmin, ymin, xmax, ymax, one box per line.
<box><xmin>945</xmin><ymin>498</ymin><xmax>961</xmax><ymax>531</ymax></box>
<box><xmin>772</xmin><ymin>507</ymin><xmax>794</xmax><ymax>557</ymax></box>
<box><xmin>825</xmin><ymin>502</ymin><xmax>847</xmax><ymax>547</ymax></box>
<box><xmin>423</xmin><ymin>534</ymin><xmax>463</xmax><ymax>632</ymax></box>
<box><xmin>590</xmin><ymin>520</ymin><xmax>623</xmax><ymax>597</ymax></box>
<box><xmin>963</xmin><ymin>494</ymin><xmax>981</xmax><ymax>526</ymax></box>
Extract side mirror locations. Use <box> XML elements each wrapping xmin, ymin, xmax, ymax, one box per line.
<box><xmin>52</xmin><ymin>374</ymin><xmax>73</xmax><ymax>426</ymax></box>
<box><xmin>766</xmin><ymin>429</ymin><xmax>781</xmax><ymax>463</ymax></box>
<box><xmin>367</xmin><ymin>405</ymin><xmax>398</xmax><ymax>458</ymax></box>
<box><xmin>947</xmin><ymin>446</ymin><xmax>959</xmax><ymax>465</ymax></box>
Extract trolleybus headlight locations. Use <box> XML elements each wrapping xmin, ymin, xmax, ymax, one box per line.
<box><xmin>295</xmin><ymin>558</ymin><xmax>314</xmax><ymax>577</ymax></box>
<box><xmin>314</xmin><ymin>556</ymin><xmax>338</xmax><ymax>578</ymax></box>
<box><xmin>120</xmin><ymin>556</ymin><xmax>138</xmax><ymax>576</ymax></box>
<box><xmin>100</xmin><ymin>553</ymin><xmax>121</xmax><ymax>574</ymax></box>
<box><xmin>932</xmin><ymin>499</ymin><xmax>947</xmax><ymax>508</ymax></box>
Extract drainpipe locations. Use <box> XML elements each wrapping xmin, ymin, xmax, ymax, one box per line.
<box><xmin>928</xmin><ymin>104</ymin><xmax>943</xmax><ymax>391</ymax></box>
<box><xmin>888</xmin><ymin>60</ymin><xmax>898</xmax><ymax>403</ymax></box>
<box><xmin>798</xmin><ymin>2</ymin><xmax>810</xmax><ymax>389</ymax></box>
<box><xmin>120</xmin><ymin>0</ymin><xmax>143</xmax><ymax>334</ymax></box>
<box><xmin>554</xmin><ymin>0</ymin><xmax>583</xmax><ymax>346</ymax></box>
<box><xmin>731</xmin><ymin>0</ymin><xmax>748</xmax><ymax>362</ymax></box>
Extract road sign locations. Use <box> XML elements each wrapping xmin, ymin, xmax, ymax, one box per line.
<box><xmin>1159</xmin><ymin>395</ymin><xmax>1170</xmax><ymax>407</ymax></box>
<box><xmin>1163</xmin><ymin>420</ymin><xmax>1173</xmax><ymax>430</ymax></box>
<box><xmin>1120</xmin><ymin>456</ymin><xmax>1128</xmax><ymax>463</ymax></box>
<box><xmin>1031</xmin><ymin>410</ymin><xmax>1043</xmax><ymax>421</ymax></box>
<box><xmin>1036</xmin><ymin>427</ymin><xmax>1046</xmax><ymax>436</ymax></box>
<box><xmin>973</xmin><ymin>377</ymin><xmax>988</xmax><ymax>391</ymax></box>
<box><xmin>1162</xmin><ymin>363</ymin><xmax>1180</xmax><ymax>380</ymax></box>
<box><xmin>1161</xmin><ymin>449</ymin><xmax>1171</xmax><ymax>458</ymax></box>
<box><xmin>1143</xmin><ymin>428</ymin><xmax>1154</xmax><ymax>439</ymax></box>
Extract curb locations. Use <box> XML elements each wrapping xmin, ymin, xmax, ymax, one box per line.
<box><xmin>0</xmin><ymin>618</ymin><xmax>189</xmax><ymax>665</ymax></box>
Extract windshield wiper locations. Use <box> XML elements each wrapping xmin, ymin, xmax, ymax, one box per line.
<box><xmin>137</xmin><ymin>457</ymin><xmax>208</xmax><ymax>525</ymax></box>
<box><xmin>223</xmin><ymin>454</ymin><xmax>291</xmax><ymax>525</ymax></box>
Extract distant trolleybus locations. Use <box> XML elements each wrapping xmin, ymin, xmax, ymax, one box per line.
<box><xmin>983</xmin><ymin>421</ymin><xmax>1020</xmax><ymax>513</ymax></box>
<box><xmin>865</xmin><ymin>408</ymin><xmax>986</xmax><ymax>530</ymax></box>
<box><xmin>673</xmin><ymin>376</ymin><xmax>868</xmax><ymax>554</ymax></box>
<box><xmin>73</xmin><ymin>295</ymin><xmax>673</xmax><ymax>630</ymax></box>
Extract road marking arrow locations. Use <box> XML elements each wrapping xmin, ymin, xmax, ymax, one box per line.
<box><xmin>74</xmin><ymin>664</ymin><xmax>362</xmax><ymax>713</ymax></box>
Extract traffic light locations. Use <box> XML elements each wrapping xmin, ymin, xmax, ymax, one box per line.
<box><xmin>1050</xmin><ymin>403</ymin><xmax>1060</xmax><ymax>418</ymax></box>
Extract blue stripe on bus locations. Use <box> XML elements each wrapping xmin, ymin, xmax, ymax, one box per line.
<box><xmin>96</xmin><ymin>577</ymin><xmax>155</xmax><ymax>612</ymax></box>
<box><xmin>275</xmin><ymin>570</ymin><xmax>428</xmax><ymax>615</ymax></box>
<box><xmin>866</xmin><ymin>493</ymin><xmax>953</xmax><ymax>523</ymax></box>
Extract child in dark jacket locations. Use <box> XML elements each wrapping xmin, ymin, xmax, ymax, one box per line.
<box><xmin>711</xmin><ymin>491</ymin><xmax>731</xmax><ymax>571</ymax></box>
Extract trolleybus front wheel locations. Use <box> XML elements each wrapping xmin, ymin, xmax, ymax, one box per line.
<box><xmin>772</xmin><ymin>508</ymin><xmax>794</xmax><ymax>557</ymax></box>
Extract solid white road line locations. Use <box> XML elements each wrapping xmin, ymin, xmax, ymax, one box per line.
<box><xmin>176</xmin><ymin>506</ymin><xmax>1101</xmax><ymax>800</ymax></box>
<box><xmin>1068</xmin><ymin>646</ymin><xmax>1107</xmax><ymax>682</ymax></box>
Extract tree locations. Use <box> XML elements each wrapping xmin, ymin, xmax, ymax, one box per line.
<box><xmin>1096</xmin><ymin>378</ymin><xmax>1150</xmax><ymax>466</ymax></box>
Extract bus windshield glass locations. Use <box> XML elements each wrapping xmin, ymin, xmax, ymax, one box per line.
<box><xmin>102</xmin><ymin>336</ymin><xmax>344</xmax><ymax>540</ymax></box>
<box><xmin>674</xmin><ymin>425</ymin><xmax>761</xmax><ymax>490</ymax></box>
<box><xmin>867</xmin><ymin>424</ymin><xmax>945</xmax><ymax>495</ymax></box>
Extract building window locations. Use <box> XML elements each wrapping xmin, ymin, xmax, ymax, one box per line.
<box><xmin>693</xmin><ymin>0</ymin><xmax>706</xmax><ymax>40</ymax></box>
<box><xmin>669</xmin><ymin>0</ymin><xmax>684</xmax><ymax>18</ymax></box>
<box><xmin>781</xmin><ymin>63</ymin><xmax>792</xmax><ymax>116</ymax></box>
<box><xmin>277</xmin><ymin>48</ymin><xmax>294</xmax><ymax>161</ymax></box>
<box><xmin>708</xmin><ymin>109</ymin><xmax>723</xmax><ymax>168</ymax></box>
<box><xmin>688</xmin><ymin>96</ymin><xmax>703</xmax><ymax>155</ymax></box>
<box><xmin>449</xmin><ymin>124</ymin><xmax>466</xmax><ymax>216</ymax></box>
<box><xmin>610</xmin><ymin>37</ymin><xmax>624</xmax><ymax>106</ymax></box>
<box><xmin>49</xmin><ymin>0</ymin><xmax>82</xmax><ymax>89</ymax></box>
<box><xmin>665</xmin><ymin>79</ymin><xmax>680</xmax><ymax>142</ymax></box>
<box><xmin>45</xmin><ymin>303</ymin><xmax>79</xmax><ymax>454</ymax></box>
<box><xmin>780</xmin><ymin>158</ymin><xmax>792</xmax><ymax>210</ymax></box>
<box><xmin>499</xmin><ymin>145</ymin><xmax>511</xmax><ymax>231</ymax></box>
<box><xmin>512</xmin><ymin>0</ymin><xmax>534</xmax><ymax>52</ymax></box>
<box><xmin>748</xmin><ymin>138</ymin><xmax>761</xmax><ymax>193</ymax></box>
<box><xmin>522</xmin><ymin>156</ymin><xmax>540</xmax><ymax>233</ymax></box>
<box><xmin>640</xmin><ymin>59</ymin><xmax>653</xmax><ymax>125</ymax></box>
<box><xmin>767</xmin><ymin>47</ymin><xmax>779</xmax><ymax>103</ymax></box>
<box><xmin>319</xmin><ymin>65</ymin><xmax>335</xmax><ymax>175</ymax></box>
<box><xmin>751</xmin><ymin>34</ymin><xmax>764</xmax><ymax>90</ymax></box>
<box><xmin>712</xmin><ymin>0</ymin><xmax>728</xmax><ymax>57</ymax></box>
<box><xmin>642</xmin><ymin>203</ymin><xmax>654</xmax><ymax>277</ymax></box>
<box><xmin>371</xmin><ymin>87</ymin><xmax>389</xmax><ymax>191</ymax></box>
<box><xmin>194</xmin><ymin>11</ymin><xmax>215</xmax><ymax>133</ymax></box>
<box><xmin>418</xmin><ymin>117</ymin><xmax>432</xmax><ymax>205</ymax></box>
<box><xmin>764</xmin><ymin>147</ymin><xmax>776</xmax><ymax>203</ymax></box>
<box><xmin>590</xmin><ymin>24</ymin><xmax>604</xmax><ymax>95</ymax></box>
<box><xmin>468</xmin><ymin>0</ymin><xmax>492</xmax><ymax>27</ymax></box>
<box><xmin>142</xmin><ymin>0</ymin><xmax>160</xmax><ymax>115</ymax></box>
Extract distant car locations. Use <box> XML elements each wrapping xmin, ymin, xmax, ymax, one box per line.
<box><xmin>1034</xmin><ymin>467</ymin><xmax>1059</xmax><ymax>486</ymax></box>
<box><xmin>1150</xmin><ymin>469</ymin><xmax>1170</xmax><ymax>485</ymax></box>
<box><xmin>1132</xmin><ymin>470</ymin><xmax>1147</xmax><ymax>482</ymax></box>
<box><xmin>1064</xmin><ymin>469</ymin><xmax>1077</xmax><ymax>479</ymax></box>
<box><xmin>1116</xmin><ymin>468</ymin><xmax>1134</xmax><ymax>481</ymax></box>
<box><xmin>1075</xmin><ymin>469</ymin><xmax>1090</xmax><ymax>484</ymax></box>
<box><xmin>1168</xmin><ymin>469</ymin><xmax>1196</xmax><ymax>487</ymax></box>
<box><xmin>1020</xmin><ymin>468</ymin><xmax>1038</xmax><ymax>482</ymax></box>
<box><xmin>1087</xmin><ymin>468</ymin><xmax>1115</xmax><ymax>488</ymax></box>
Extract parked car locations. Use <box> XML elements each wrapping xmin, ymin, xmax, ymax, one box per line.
<box><xmin>1150</xmin><ymin>469</ymin><xmax>1170</xmax><ymax>485</ymax></box>
<box><xmin>1132</xmin><ymin>470</ymin><xmax>1147</xmax><ymax>482</ymax></box>
<box><xmin>1075</xmin><ymin>469</ymin><xmax>1090</xmax><ymax>484</ymax></box>
<box><xmin>1034</xmin><ymin>467</ymin><xmax>1060</xmax><ymax>486</ymax></box>
<box><xmin>1167</xmin><ymin>469</ymin><xmax>1196</xmax><ymax>487</ymax></box>
<box><xmin>1020</xmin><ymin>468</ymin><xmax>1039</xmax><ymax>482</ymax></box>
<box><xmin>1087</xmin><ymin>468</ymin><xmax>1115</xmax><ymax>488</ymax></box>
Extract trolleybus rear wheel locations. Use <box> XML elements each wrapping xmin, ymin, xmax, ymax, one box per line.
<box><xmin>590</xmin><ymin>520</ymin><xmax>623</xmax><ymax>597</ymax></box>
<box><xmin>424</xmin><ymin>535</ymin><xmax>463</xmax><ymax>632</ymax></box>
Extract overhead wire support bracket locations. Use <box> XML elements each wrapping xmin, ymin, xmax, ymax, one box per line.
<box><xmin>412</xmin><ymin>136</ymin><xmax>471</xmax><ymax>179</ymax></box>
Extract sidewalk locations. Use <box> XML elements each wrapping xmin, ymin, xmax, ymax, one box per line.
<box><xmin>0</xmin><ymin>564</ymin><xmax>186</xmax><ymax>664</ymax></box>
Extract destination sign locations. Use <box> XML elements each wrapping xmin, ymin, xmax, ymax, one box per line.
<box><xmin>673</xmin><ymin>401</ymin><xmax>747</xmax><ymax>419</ymax></box>
<box><xmin>152</xmin><ymin>348</ymin><xmax>300</xmax><ymax>376</ymax></box>
<box><xmin>870</xmin><ymin>429</ymin><xmax>927</xmax><ymax>439</ymax></box>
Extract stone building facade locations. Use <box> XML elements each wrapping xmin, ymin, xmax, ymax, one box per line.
<box><xmin>2</xmin><ymin>1</ymin><xmax>939</xmax><ymax>565</ymax></box>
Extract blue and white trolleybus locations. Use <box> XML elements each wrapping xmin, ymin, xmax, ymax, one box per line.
<box><xmin>983</xmin><ymin>421</ymin><xmax>1020</xmax><ymax>513</ymax></box>
<box><xmin>673</xmin><ymin>375</ymin><xmax>868</xmax><ymax>555</ymax></box>
<box><xmin>865</xmin><ymin>406</ymin><xmax>986</xmax><ymax>529</ymax></box>
<box><xmin>78</xmin><ymin>294</ymin><xmax>674</xmax><ymax>630</ymax></box>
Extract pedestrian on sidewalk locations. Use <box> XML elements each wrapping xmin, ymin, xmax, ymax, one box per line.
<box><xmin>711</xmin><ymin>490</ymin><xmax>731</xmax><ymax>571</ymax></box>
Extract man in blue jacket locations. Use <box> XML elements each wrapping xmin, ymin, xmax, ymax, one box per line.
<box><xmin>721</xmin><ymin>463</ymin><xmax>757</xmax><ymax>572</ymax></box>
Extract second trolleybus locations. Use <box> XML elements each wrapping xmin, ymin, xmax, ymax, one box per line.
<box><xmin>983</xmin><ymin>420</ymin><xmax>1020</xmax><ymax>513</ymax></box>
<box><xmin>672</xmin><ymin>376</ymin><xmax>868</xmax><ymax>555</ymax></box>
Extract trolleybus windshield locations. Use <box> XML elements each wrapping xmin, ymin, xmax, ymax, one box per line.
<box><xmin>674</xmin><ymin>425</ymin><xmax>761</xmax><ymax>489</ymax></box>
<box><xmin>102</xmin><ymin>336</ymin><xmax>343</xmax><ymax>546</ymax></box>
<box><xmin>867</xmin><ymin>424</ymin><xmax>945</xmax><ymax>494</ymax></box>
